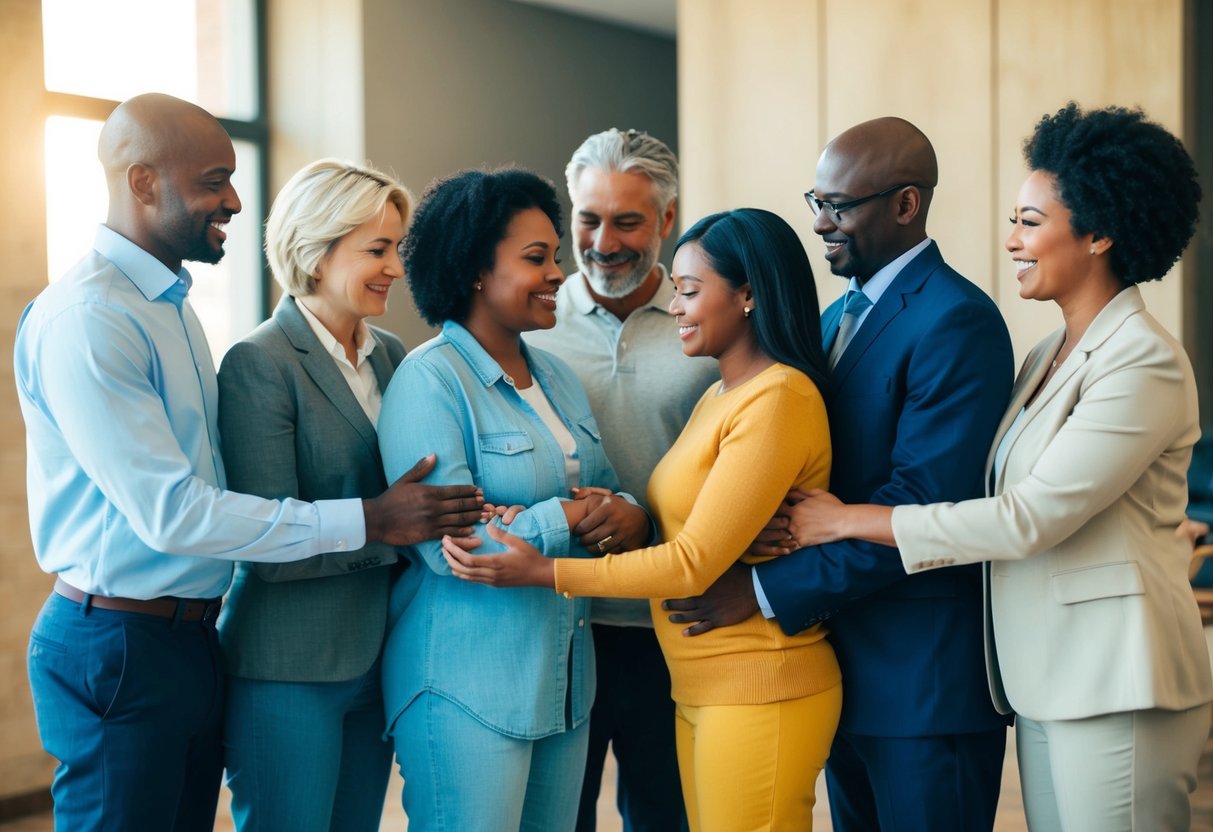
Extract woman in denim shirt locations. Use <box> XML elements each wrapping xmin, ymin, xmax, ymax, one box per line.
<box><xmin>377</xmin><ymin>168</ymin><xmax>650</xmax><ymax>831</ymax></box>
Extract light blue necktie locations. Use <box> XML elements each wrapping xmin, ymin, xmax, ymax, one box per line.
<box><xmin>829</xmin><ymin>289</ymin><xmax>873</xmax><ymax>368</ymax></box>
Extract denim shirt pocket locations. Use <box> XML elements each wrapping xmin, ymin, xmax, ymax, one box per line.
<box><xmin>477</xmin><ymin>430</ymin><xmax>540</xmax><ymax>503</ymax></box>
<box><xmin>571</xmin><ymin>416</ymin><xmax>608</xmax><ymax>485</ymax></box>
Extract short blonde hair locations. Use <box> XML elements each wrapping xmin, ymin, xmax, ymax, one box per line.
<box><xmin>265</xmin><ymin>159</ymin><xmax>413</xmax><ymax>296</ymax></box>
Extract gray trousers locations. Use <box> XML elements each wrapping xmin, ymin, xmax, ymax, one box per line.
<box><xmin>1016</xmin><ymin>703</ymin><xmax>1210</xmax><ymax>831</ymax></box>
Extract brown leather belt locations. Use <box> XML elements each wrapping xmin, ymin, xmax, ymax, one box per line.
<box><xmin>54</xmin><ymin>578</ymin><xmax>222</xmax><ymax>623</ymax></box>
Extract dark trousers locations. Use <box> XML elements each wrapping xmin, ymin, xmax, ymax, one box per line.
<box><xmin>27</xmin><ymin>592</ymin><xmax>224</xmax><ymax>831</ymax></box>
<box><xmin>576</xmin><ymin>624</ymin><xmax>688</xmax><ymax>832</ymax></box>
<box><xmin>826</xmin><ymin>726</ymin><xmax>1007</xmax><ymax>832</ymax></box>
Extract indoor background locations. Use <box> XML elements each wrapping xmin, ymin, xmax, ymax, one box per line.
<box><xmin>1</xmin><ymin>0</ymin><xmax>1210</xmax><ymax>826</ymax></box>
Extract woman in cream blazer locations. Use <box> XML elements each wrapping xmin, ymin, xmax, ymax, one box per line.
<box><xmin>788</xmin><ymin>103</ymin><xmax>1213</xmax><ymax>832</ymax></box>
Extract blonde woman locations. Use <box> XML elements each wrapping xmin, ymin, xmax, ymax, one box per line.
<box><xmin>217</xmin><ymin>160</ymin><xmax>476</xmax><ymax>831</ymax></box>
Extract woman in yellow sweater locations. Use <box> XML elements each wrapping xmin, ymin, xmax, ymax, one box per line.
<box><xmin>443</xmin><ymin>207</ymin><xmax>841</xmax><ymax>831</ymax></box>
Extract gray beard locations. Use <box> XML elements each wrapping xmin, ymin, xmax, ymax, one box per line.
<box><xmin>576</xmin><ymin>248</ymin><xmax>658</xmax><ymax>299</ymax></box>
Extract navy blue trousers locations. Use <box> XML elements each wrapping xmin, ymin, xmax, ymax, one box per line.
<box><xmin>28</xmin><ymin>592</ymin><xmax>224</xmax><ymax>831</ymax></box>
<box><xmin>576</xmin><ymin>624</ymin><xmax>688</xmax><ymax>832</ymax></box>
<box><xmin>826</xmin><ymin>726</ymin><xmax>1007</xmax><ymax>832</ymax></box>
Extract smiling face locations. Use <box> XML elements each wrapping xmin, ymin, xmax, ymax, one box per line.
<box><xmin>1006</xmin><ymin>170</ymin><xmax>1102</xmax><ymax>304</ymax></box>
<box><xmin>668</xmin><ymin>241</ymin><xmax>751</xmax><ymax>360</ymax></box>
<box><xmin>156</xmin><ymin>119</ymin><xmax>242</xmax><ymax>266</ymax></box>
<box><xmin>570</xmin><ymin>168</ymin><xmax>675</xmax><ymax>298</ymax></box>
<box><xmin>473</xmin><ymin>207</ymin><xmax>564</xmax><ymax>335</ymax></box>
<box><xmin>809</xmin><ymin>145</ymin><xmax>908</xmax><ymax>282</ymax></box>
<box><xmin>307</xmin><ymin>201</ymin><xmax>405</xmax><ymax>331</ymax></box>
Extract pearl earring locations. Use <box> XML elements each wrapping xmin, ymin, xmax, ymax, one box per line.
<box><xmin>474</xmin><ymin>281</ymin><xmax>483</xmax><ymax>291</ymax></box>
<box><xmin>1089</xmin><ymin>247</ymin><xmax>1096</xmax><ymax>255</ymax></box>
<box><xmin>743</xmin><ymin>306</ymin><xmax>752</xmax><ymax>318</ymax></box>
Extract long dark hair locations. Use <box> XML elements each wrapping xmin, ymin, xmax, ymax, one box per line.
<box><xmin>675</xmin><ymin>208</ymin><xmax>827</xmax><ymax>389</ymax></box>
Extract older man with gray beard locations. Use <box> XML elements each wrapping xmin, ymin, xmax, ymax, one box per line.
<box><xmin>526</xmin><ymin>129</ymin><xmax>716</xmax><ymax>832</ymax></box>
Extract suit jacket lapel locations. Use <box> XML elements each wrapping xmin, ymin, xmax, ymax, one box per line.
<box><xmin>983</xmin><ymin>285</ymin><xmax>1146</xmax><ymax>495</ymax></box>
<box><xmin>821</xmin><ymin>301</ymin><xmax>845</xmax><ymax>354</ymax></box>
<box><xmin>274</xmin><ymin>296</ymin><xmax>380</xmax><ymax>455</ymax></box>
<box><xmin>829</xmin><ymin>243</ymin><xmax>941</xmax><ymax>387</ymax></box>
<box><xmin>367</xmin><ymin>331</ymin><xmax>397</xmax><ymax>394</ymax></box>
<box><xmin>983</xmin><ymin>330</ymin><xmax>1060</xmax><ymax>493</ymax></box>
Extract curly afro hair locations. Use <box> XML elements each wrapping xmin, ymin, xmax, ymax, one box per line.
<box><xmin>1023</xmin><ymin>102</ymin><xmax>1200</xmax><ymax>285</ymax></box>
<box><xmin>403</xmin><ymin>168</ymin><xmax>563</xmax><ymax>325</ymax></box>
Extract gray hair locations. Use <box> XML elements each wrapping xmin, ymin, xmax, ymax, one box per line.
<box><xmin>565</xmin><ymin>129</ymin><xmax>678</xmax><ymax>211</ymax></box>
<box><xmin>265</xmin><ymin>158</ymin><xmax>412</xmax><ymax>296</ymax></box>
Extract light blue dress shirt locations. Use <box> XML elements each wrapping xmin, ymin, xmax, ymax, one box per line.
<box><xmin>378</xmin><ymin>320</ymin><xmax>626</xmax><ymax>739</ymax></box>
<box><xmin>753</xmin><ymin>237</ymin><xmax>933</xmax><ymax>616</ymax></box>
<box><xmin>14</xmin><ymin>225</ymin><xmax>364</xmax><ymax>600</ymax></box>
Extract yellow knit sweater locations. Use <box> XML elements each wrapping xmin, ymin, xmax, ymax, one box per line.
<box><xmin>554</xmin><ymin>363</ymin><xmax>840</xmax><ymax>706</ymax></box>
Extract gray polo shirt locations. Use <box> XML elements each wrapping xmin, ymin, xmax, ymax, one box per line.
<box><xmin>526</xmin><ymin>268</ymin><xmax>720</xmax><ymax>626</ymax></box>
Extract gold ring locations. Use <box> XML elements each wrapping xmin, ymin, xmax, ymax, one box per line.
<box><xmin>596</xmin><ymin>535</ymin><xmax>614</xmax><ymax>553</ymax></box>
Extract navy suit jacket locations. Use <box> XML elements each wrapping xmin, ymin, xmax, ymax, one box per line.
<box><xmin>759</xmin><ymin>242</ymin><xmax>1015</xmax><ymax>736</ymax></box>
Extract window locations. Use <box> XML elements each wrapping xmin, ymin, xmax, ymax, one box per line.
<box><xmin>41</xmin><ymin>0</ymin><xmax>268</xmax><ymax>361</ymax></box>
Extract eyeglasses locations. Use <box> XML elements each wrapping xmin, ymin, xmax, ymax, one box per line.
<box><xmin>804</xmin><ymin>183</ymin><xmax>924</xmax><ymax>222</ymax></box>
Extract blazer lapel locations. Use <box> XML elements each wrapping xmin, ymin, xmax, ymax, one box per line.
<box><xmin>821</xmin><ymin>300</ymin><xmax>845</xmax><ymax>354</ymax></box>
<box><xmin>274</xmin><ymin>297</ymin><xmax>380</xmax><ymax>455</ymax></box>
<box><xmin>983</xmin><ymin>330</ymin><xmax>1060</xmax><ymax>493</ymax></box>
<box><xmin>983</xmin><ymin>285</ymin><xmax>1146</xmax><ymax>494</ymax></box>
<box><xmin>367</xmin><ymin>331</ymin><xmax>398</xmax><ymax>394</ymax></box>
<box><xmin>830</xmin><ymin>243</ymin><xmax>941</xmax><ymax>387</ymax></box>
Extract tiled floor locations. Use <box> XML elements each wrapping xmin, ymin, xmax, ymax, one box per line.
<box><xmin>5</xmin><ymin>728</ymin><xmax>1212</xmax><ymax>831</ymax></box>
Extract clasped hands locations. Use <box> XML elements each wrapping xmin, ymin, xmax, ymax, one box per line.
<box><xmin>442</xmin><ymin>487</ymin><xmax>650</xmax><ymax>589</ymax></box>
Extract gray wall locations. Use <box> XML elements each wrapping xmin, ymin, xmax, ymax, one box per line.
<box><xmin>361</xmin><ymin>0</ymin><xmax>679</xmax><ymax>346</ymax></box>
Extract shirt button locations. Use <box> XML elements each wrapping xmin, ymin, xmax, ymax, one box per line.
<box><xmin>563</xmin><ymin>591</ymin><xmax>572</xmax><ymax>599</ymax></box>
<box><xmin>577</xmin><ymin>618</ymin><xmax>585</xmax><ymax>627</ymax></box>
<box><xmin>335</xmin><ymin>539</ymin><xmax>347</xmax><ymax>551</ymax></box>
<box><xmin>620</xmin><ymin>340</ymin><xmax>628</xmax><ymax>350</ymax></box>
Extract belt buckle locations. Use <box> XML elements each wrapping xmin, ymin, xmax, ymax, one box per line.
<box><xmin>201</xmin><ymin>600</ymin><xmax>222</xmax><ymax>624</ymax></box>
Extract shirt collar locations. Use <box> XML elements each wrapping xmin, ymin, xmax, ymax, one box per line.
<box><xmin>441</xmin><ymin>319</ymin><xmax>553</xmax><ymax>390</ymax></box>
<box><xmin>847</xmin><ymin>237</ymin><xmax>933</xmax><ymax>304</ymax></box>
<box><xmin>565</xmin><ymin>263</ymin><xmax>671</xmax><ymax>316</ymax></box>
<box><xmin>295</xmin><ymin>298</ymin><xmax>377</xmax><ymax>365</ymax></box>
<box><xmin>93</xmin><ymin>224</ymin><xmax>192</xmax><ymax>302</ymax></box>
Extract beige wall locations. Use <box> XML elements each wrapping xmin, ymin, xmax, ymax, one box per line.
<box><xmin>0</xmin><ymin>0</ymin><xmax>60</xmax><ymax>802</ymax></box>
<box><xmin>358</xmin><ymin>0</ymin><xmax>678</xmax><ymax>347</ymax></box>
<box><xmin>270</xmin><ymin>0</ymin><xmax>679</xmax><ymax>349</ymax></box>
<box><xmin>678</xmin><ymin>0</ymin><xmax>1189</xmax><ymax>365</ymax></box>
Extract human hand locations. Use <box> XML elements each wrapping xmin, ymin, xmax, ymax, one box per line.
<box><xmin>570</xmin><ymin>490</ymin><xmax>650</xmax><ymax>554</ymax></box>
<box><xmin>785</xmin><ymin>489</ymin><xmax>848</xmax><ymax>547</ymax></box>
<box><xmin>441</xmin><ymin>524</ymin><xmax>556</xmax><ymax>588</ymax></box>
<box><xmin>744</xmin><ymin>491</ymin><xmax>807</xmax><ymax>557</ymax></box>
<box><xmin>661</xmin><ymin>562</ymin><xmax>760</xmax><ymax>636</ymax></box>
<box><xmin>481</xmin><ymin>503</ymin><xmax>527</xmax><ymax>525</ymax></box>
<box><xmin>1178</xmin><ymin>517</ymin><xmax>1211</xmax><ymax>550</ymax></box>
<box><xmin>363</xmin><ymin>454</ymin><xmax>483</xmax><ymax>546</ymax></box>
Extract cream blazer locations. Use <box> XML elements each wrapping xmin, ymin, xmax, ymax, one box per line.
<box><xmin>891</xmin><ymin>286</ymin><xmax>1213</xmax><ymax>721</ymax></box>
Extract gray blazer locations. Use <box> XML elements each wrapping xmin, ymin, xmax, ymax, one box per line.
<box><xmin>216</xmin><ymin>295</ymin><xmax>407</xmax><ymax>682</ymax></box>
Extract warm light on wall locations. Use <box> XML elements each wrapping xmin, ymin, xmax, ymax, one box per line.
<box><xmin>40</xmin><ymin>0</ymin><xmax>264</xmax><ymax>360</ymax></box>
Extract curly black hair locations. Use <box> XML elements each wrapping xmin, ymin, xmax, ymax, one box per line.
<box><xmin>403</xmin><ymin>168</ymin><xmax>563</xmax><ymax>324</ymax></box>
<box><xmin>1024</xmin><ymin>102</ymin><xmax>1200</xmax><ymax>285</ymax></box>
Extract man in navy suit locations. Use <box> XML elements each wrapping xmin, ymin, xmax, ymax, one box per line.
<box><xmin>665</xmin><ymin>117</ymin><xmax>1014</xmax><ymax>831</ymax></box>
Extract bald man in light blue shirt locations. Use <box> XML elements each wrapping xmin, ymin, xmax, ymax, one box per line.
<box><xmin>15</xmin><ymin>93</ymin><xmax>481</xmax><ymax>831</ymax></box>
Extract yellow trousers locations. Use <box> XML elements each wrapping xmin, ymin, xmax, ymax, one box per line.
<box><xmin>675</xmin><ymin>684</ymin><xmax>842</xmax><ymax>832</ymax></box>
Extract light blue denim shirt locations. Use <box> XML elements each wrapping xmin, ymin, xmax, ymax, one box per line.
<box><xmin>13</xmin><ymin>226</ymin><xmax>364</xmax><ymax>600</ymax></box>
<box><xmin>378</xmin><ymin>320</ymin><xmax>622</xmax><ymax>739</ymax></box>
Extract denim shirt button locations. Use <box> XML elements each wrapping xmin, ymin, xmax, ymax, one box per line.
<box><xmin>577</xmin><ymin>618</ymin><xmax>584</xmax><ymax>627</ymax></box>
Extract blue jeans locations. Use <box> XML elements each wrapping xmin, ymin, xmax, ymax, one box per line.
<box><xmin>223</xmin><ymin>662</ymin><xmax>392</xmax><ymax>832</ymax></box>
<box><xmin>395</xmin><ymin>691</ymin><xmax>590</xmax><ymax>831</ymax></box>
<box><xmin>27</xmin><ymin>591</ymin><xmax>224</xmax><ymax>831</ymax></box>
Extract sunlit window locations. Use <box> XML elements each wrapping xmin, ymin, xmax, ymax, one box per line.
<box><xmin>41</xmin><ymin>0</ymin><xmax>265</xmax><ymax>362</ymax></box>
